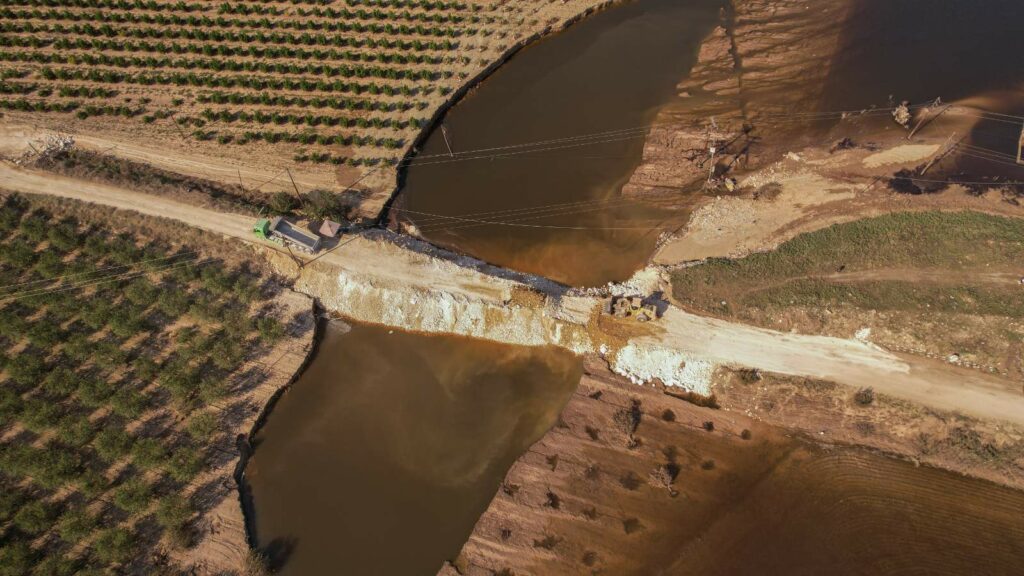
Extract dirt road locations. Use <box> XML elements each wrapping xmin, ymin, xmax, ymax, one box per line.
<box><xmin>649</xmin><ymin>307</ymin><xmax>1024</xmax><ymax>425</ymax></box>
<box><xmin>4</xmin><ymin>161</ymin><xmax>1023</xmax><ymax>425</ymax></box>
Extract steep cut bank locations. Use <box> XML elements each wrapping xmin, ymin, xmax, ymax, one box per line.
<box><xmin>623</xmin><ymin>0</ymin><xmax>859</xmax><ymax>199</ymax></box>
<box><xmin>394</xmin><ymin>0</ymin><xmax>723</xmax><ymax>287</ymax></box>
<box><xmin>439</xmin><ymin>360</ymin><xmax>1024</xmax><ymax>576</ymax></box>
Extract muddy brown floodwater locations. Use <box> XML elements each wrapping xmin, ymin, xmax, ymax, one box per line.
<box><xmin>244</xmin><ymin>322</ymin><xmax>582</xmax><ymax>575</ymax></box>
<box><xmin>670</xmin><ymin>446</ymin><xmax>1024</xmax><ymax>576</ymax></box>
<box><xmin>393</xmin><ymin>0</ymin><xmax>723</xmax><ymax>287</ymax></box>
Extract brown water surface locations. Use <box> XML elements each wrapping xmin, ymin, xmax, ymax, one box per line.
<box><xmin>394</xmin><ymin>0</ymin><xmax>723</xmax><ymax>287</ymax></box>
<box><xmin>245</xmin><ymin>322</ymin><xmax>582</xmax><ymax>575</ymax></box>
<box><xmin>671</xmin><ymin>445</ymin><xmax>1024</xmax><ymax>576</ymax></box>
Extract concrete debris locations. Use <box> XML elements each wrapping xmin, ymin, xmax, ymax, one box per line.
<box><xmin>16</xmin><ymin>133</ymin><xmax>74</xmax><ymax>165</ymax></box>
<box><xmin>612</xmin><ymin>343</ymin><xmax>715</xmax><ymax>395</ymax></box>
<box><xmin>892</xmin><ymin>100</ymin><xmax>911</xmax><ymax>128</ymax></box>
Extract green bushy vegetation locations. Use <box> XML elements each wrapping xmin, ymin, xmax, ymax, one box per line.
<box><xmin>0</xmin><ymin>195</ymin><xmax>290</xmax><ymax>574</ymax></box>
<box><xmin>0</xmin><ymin>0</ymin><xmax>520</xmax><ymax>166</ymax></box>
<box><xmin>671</xmin><ymin>211</ymin><xmax>1024</xmax><ymax>317</ymax></box>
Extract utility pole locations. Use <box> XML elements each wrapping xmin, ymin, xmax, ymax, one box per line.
<box><xmin>920</xmin><ymin>132</ymin><xmax>959</xmax><ymax>175</ymax></box>
<box><xmin>285</xmin><ymin>168</ymin><xmax>303</xmax><ymax>202</ymax></box>
<box><xmin>908</xmin><ymin>98</ymin><xmax>948</xmax><ymax>139</ymax></box>
<box><xmin>441</xmin><ymin>124</ymin><xmax>454</xmax><ymax>158</ymax></box>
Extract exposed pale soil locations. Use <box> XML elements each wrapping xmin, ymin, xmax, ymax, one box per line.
<box><xmin>713</xmin><ymin>368</ymin><xmax>1024</xmax><ymax>492</ymax></box>
<box><xmin>7</xmin><ymin>160</ymin><xmax>1024</xmax><ymax>429</ymax></box>
<box><xmin>653</xmin><ymin>113</ymin><xmax>1024</xmax><ymax>264</ymax></box>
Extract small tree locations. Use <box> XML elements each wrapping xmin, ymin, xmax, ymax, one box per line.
<box><xmin>241</xmin><ymin>550</ymin><xmax>271</xmax><ymax>576</ymax></box>
<box><xmin>156</xmin><ymin>495</ymin><xmax>193</xmax><ymax>548</ymax></box>
<box><xmin>131</xmin><ymin>438</ymin><xmax>167</xmax><ymax>470</ymax></box>
<box><xmin>0</xmin><ymin>541</ymin><xmax>34</xmax><ymax>576</ymax></box>
<box><xmin>186</xmin><ymin>412</ymin><xmax>218</xmax><ymax>441</ymax></box>
<box><xmin>854</xmin><ymin>387</ymin><xmax>875</xmax><ymax>406</ymax></box>
<box><xmin>92</xmin><ymin>527</ymin><xmax>134</xmax><ymax>565</ymax></box>
<box><xmin>76</xmin><ymin>469</ymin><xmax>109</xmax><ymax>499</ymax></box>
<box><xmin>256</xmin><ymin>316</ymin><xmax>284</xmax><ymax>343</ymax></box>
<box><xmin>13</xmin><ymin>501</ymin><xmax>53</xmax><ymax>535</ymax></box>
<box><xmin>113</xmin><ymin>478</ymin><xmax>152</xmax><ymax>515</ymax></box>
<box><xmin>57</xmin><ymin>507</ymin><xmax>97</xmax><ymax>544</ymax></box>
<box><xmin>94</xmin><ymin>427</ymin><xmax>134</xmax><ymax>463</ymax></box>
<box><xmin>301</xmin><ymin>189</ymin><xmax>339</xmax><ymax>220</ymax></box>
<box><xmin>165</xmin><ymin>447</ymin><xmax>205</xmax><ymax>483</ymax></box>
<box><xmin>29</xmin><ymin>553</ymin><xmax>78</xmax><ymax>576</ymax></box>
<box><xmin>57</xmin><ymin>415</ymin><xmax>95</xmax><ymax>447</ymax></box>
<box><xmin>269</xmin><ymin>191</ymin><xmax>298</xmax><ymax>214</ymax></box>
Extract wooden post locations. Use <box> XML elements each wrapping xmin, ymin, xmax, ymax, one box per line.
<box><xmin>920</xmin><ymin>132</ymin><xmax>959</xmax><ymax>175</ymax></box>
<box><xmin>1017</xmin><ymin>122</ymin><xmax>1024</xmax><ymax>165</ymax></box>
<box><xmin>237</xmin><ymin>169</ymin><xmax>245</xmax><ymax>192</ymax></box>
<box><xmin>286</xmin><ymin>168</ymin><xmax>302</xmax><ymax>201</ymax></box>
<box><xmin>908</xmin><ymin>102</ymin><xmax>950</xmax><ymax>139</ymax></box>
<box><xmin>441</xmin><ymin>124</ymin><xmax>454</xmax><ymax>158</ymax></box>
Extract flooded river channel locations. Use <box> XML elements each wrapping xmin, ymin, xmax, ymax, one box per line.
<box><xmin>394</xmin><ymin>0</ymin><xmax>722</xmax><ymax>287</ymax></box>
<box><xmin>245</xmin><ymin>322</ymin><xmax>581</xmax><ymax>575</ymax></box>
<box><xmin>247</xmin><ymin>1</ymin><xmax>1024</xmax><ymax>574</ymax></box>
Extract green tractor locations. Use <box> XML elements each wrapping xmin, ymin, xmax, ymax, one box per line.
<box><xmin>252</xmin><ymin>217</ymin><xmax>322</xmax><ymax>254</ymax></box>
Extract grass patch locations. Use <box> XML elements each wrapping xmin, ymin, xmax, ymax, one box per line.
<box><xmin>671</xmin><ymin>211</ymin><xmax>1024</xmax><ymax>316</ymax></box>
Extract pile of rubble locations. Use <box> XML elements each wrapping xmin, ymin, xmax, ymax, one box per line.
<box><xmin>15</xmin><ymin>133</ymin><xmax>74</xmax><ymax>166</ymax></box>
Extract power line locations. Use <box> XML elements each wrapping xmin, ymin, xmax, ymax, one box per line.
<box><xmin>0</xmin><ymin>249</ymin><xmax>200</xmax><ymax>293</ymax></box>
<box><xmin>416</xmin><ymin>199</ymin><xmax>659</xmax><ymax>234</ymax></box>
<box><xmin>391</xmin><ymin>206</ymin><xmax>667</xmax><ymax>231</ymax></box>
<box><xmin>395</xmin><ymin>100</ymin><xmax>945</xmax><ymax>169</ymax></box>
<box><xmin>0</xmin><ymin>254</ymin><xmax>206</xmax><ymax>303</ymax></box>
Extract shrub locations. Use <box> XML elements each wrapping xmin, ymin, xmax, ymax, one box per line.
<box><xmin>256</xmin><ymin>317</ymin><xmax>284</xmax><ymax>343</ymax></box>
<box><xmin>57</xmin><ymin>507</ymin><xmax>97</xmax><ymax>544</ymax></box>
<box><xmin>13</xmin><ymin>501</ymin><xmax>53</xmax><ymax>535</ymax></box>
<box><xmin>165</xmin><ymin>446</ymin><xmax>204</xmax><ymax>483</ymax></box>
<box><xmin>57</xmin><ymin>415</ymin><xmax>95</xmax><ymax>447</ymax></box>
<box><xmin>93</xmin><ymin>427</ymin><xmax>134</xmax><ymax>462</ymax></box>
<box><xmin>131</xmin><ymin>438</ymin><xmax>167</xmax><ymax>470</ymax></box>
<box><xmin>42</xmin><ymin>367</ymin><xmax>78</xmax><ymax>397</ymax></box>
<box><xmin>113</xmin><ymin>478</ymin><xmax>151</xmax><ymax>515</ymax></box>
<box><xmin>0</xmin><ymin>541</ymin><xmax>34</xmax><ymax>576</ymax></box>
<box><xmin>76</xmin><ymin>468</ymin><xmax>109</xmax><ymax>499</ymax></box>
<box><xmin>269</xmin><ymin>191</ymin><xmax>298</xmax><ymax>214</ymax></box>
<box><xmin>110</xmin><ymin>388</ymin><xmax>148</xmax><ymax>419</ymax></box>
<box><xmin>855</xmin><ymin>387</ymin><xmax>875</xmax><ymax>406</ymax></box>
<box><xmin>186</xmin><ymin>411</ymin><xmax>217</xmax><ymax>441</ymax></box>
<box><xmin>29</xmin><ymin>554</ymin><xmax>77</xmax><ymax>576</ymax></box>
<box><xmin>92</xmin><ymin>527</ymin><xmax>134</xmax><ymax>565</ymax></box>
<box><xmin>301</xmin><ymin>189</ymin><xmax>340</xmax><ymax>220</ymax></box>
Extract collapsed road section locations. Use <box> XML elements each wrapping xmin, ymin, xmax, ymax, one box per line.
<box><xmin>4</xmin><ymin>161</ymin><xmax>1024</xmax><ymax>426</ymax></box>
